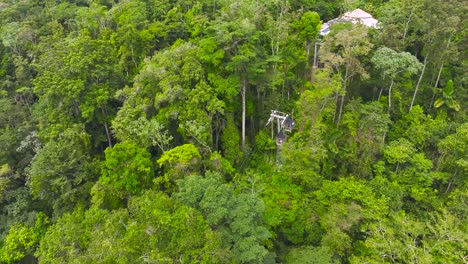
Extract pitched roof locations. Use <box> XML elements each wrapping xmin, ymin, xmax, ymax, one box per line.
<box><xmin>343</xmin><ymin>8</ymin><xmax>373</xmax><ymax>19</ymax></box>
<box><xmin>320</xmin><ymin>8</ymin><xmax>378</xmax><ymax>35</ymax></box>
<box><xmin>361</xmin><ymin>17</ymin><xmax>378</xmax><ymax>27</ymax></box>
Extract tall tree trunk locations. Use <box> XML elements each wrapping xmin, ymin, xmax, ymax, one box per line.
<box><xmin>214</xmin><ymin>113</ymin><xmax>222</xmax><ymax>150</ymax></box>
<box><xmin>303</xmin><ymin>40</ymin><xmax>311</xmax><ymax>93</ymax></box>
<box><xmin>310</xmin><ymin>65</ymin><xmax>316</xmax><ymax>84</ymax></box>
<box><xmin>337</xmin><ymin>65</ymin><xmax>349</xmax><ymax>124</ymax></box>
<box><xmin>241</xmin><ymin>76</ymin><xmax>246</xmax><ymax>150</ymax></box>
<box><xmin>429</xmin><ymin>63</ymin><xmax>444</xmax><ymax>110</ymax></box>
<box><xmin>103</xmin><ymin>120</ymin><xmax>112</xmax><ymax>148</ymax></box>
<box><xmin>337</xmin><ymin>96</ymin><xmax>345</xmax><ymax>125</ymax></box>
<box><xmin>388</xmin><ymin>79</ymin><xmax>395</xmax><ymax>114</ymax></box>
<box><xmin>429</xmin><ymin>35</ymin><xmax>452</xmax><ymax>110</ymax></box>
<box><xmin>311</xmin><ymin>42</ymin><xmax>319</xmax><ymax>84</ymax></box>
<box><xmin>333</xmin><ymin>93</ymin><xmax>339</xmax><ymax>123</ymax></box>
<box><xmin>401</xmin><ymin>7</ymin><xmax>416</xmax><ymax>50</ymax></box>
<box><xmin>101</xmin><ymin>107</ymin><xmax>113</xmax><ymax>148</ymax></box>
<box><xmin>410</xmin><ymin>51</ymin><xmax>429</xmax><ymax>112</ymax></box>
<box><xmin>378</xmin><ymin>86</ymin><xmax>384</xmax><ymax>101</ymax></box>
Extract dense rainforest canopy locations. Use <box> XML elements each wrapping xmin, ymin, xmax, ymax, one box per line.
<box><xmin>0</xmin><ymin>0</ymin><xmax>466</xmax><ymax>263</ymax></box>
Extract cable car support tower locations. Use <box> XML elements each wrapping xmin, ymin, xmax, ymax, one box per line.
<box><xmin>265</xmin><ymin>110</ymin><xmax>295</xmax><ymax>164</ymax></box>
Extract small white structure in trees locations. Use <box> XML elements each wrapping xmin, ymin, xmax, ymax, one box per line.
<box><xmin>266</xmin><ymin>110</ymin><xmax>295</xmax><ymax>164</ymax></box>
<box><xmin>320</xmin><ymin>8</ymin><xmax>378</xmax><ymax>36</ymax></box>
<box><xmin>266</xmin><ymin>110</ymin><xmax>295</xmax><ymax>146</ymax></box>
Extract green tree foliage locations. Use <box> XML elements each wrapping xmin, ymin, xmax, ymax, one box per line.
<box><xmin>0</xmin><ymin>224</ymin><xmax>38</xmax><ymax>263</ymax></box>
<box><xmin>0</xmin><ymin>0</ymin><xmax>466</xmax><ymax>262</ymax></box>
<box><xmin>294</xmin><ymin>12</ymin><xmax>322</xmax><ymax>42</ymax></box>
<box><xmin>278</xmin><ymin>70</ymin><xmax>340</xmax><ymax>189</ymax></box>
<box><xmin>285</xmin><ymin>246</ymin><xmax>338</xmax><ymax>264</ymax></box>
<box><xmin>112</xmin><ymin>107</ymin><xmax>173</xmax><ymax>151</ymax></box>
<box><xmin>100</xmin><ymin>142</ymin><xmax>154</xmax><ymax>195</ymax></box>
<box><xmin>36</xmin><ymin>191</ymin><xmax>229</xmax><ymax>263</ymax></box>
<box><xmin>116</xmin><ymin>40</ymin><xmax>226</xmax><ymax>152</ymax></box>
<box><xmin>390</xmin><ymin>105</ymin><xmax>448</xmax><ymax>150</ymax></box>
<box><xmin>353</xmin><ymin>210</ymin><xmax>467</xmax><ymax>263</ymax></box>
<box><xmin>320</xmin><ymin>23</ymin><xmax>373</xmax><ymax>123</ymax></box>
<box><xmin>293</xmin><ymin>11</ymin><xmax>321</xmax><ymax>81</ymax></box>
<box><xmin>156</xmin><ymin>143</ymin><xmax>201</xmax><ymax>190</ymax></box>
<box><xmin>434</xmin><ymin>80</ymin><xmax>461</xmax><ymax>111</ymax></box>
<box><xmin>371</xmin><ymin>46</ymin><xmax>423</xmax><ymax>113</ymax></box>
<box><xmin>175</xmin><ymin>172</ymin><xmax>271</xmax><ymax>263</ymax></box>
<box><xmin>313</xmin><ymin>177</ymin><xmax>389</xmax><ymax>256</ymax></box>
<box><xmin>437</xmin><ymin>123</ymin><xmax>468</xmax><ymax>193</ymax></box>
<box><xmin>157</xmin><ymin>144</ymin><xmax>201</xmax><ymax>169</ymax></box>
<box><xmin>340</xmin><ymin>101</ymin><xmax>391</xmax><ymax>178</ymax></box>
<box><xmin>124</xmin><ymin>190</ymin><xmax>230</xmax><ymax>263</ymax></box>
<box><xmin>27</xmin><ymin>127</ymin><xmax>97</xmax><ymax>217</ymax></box>
<box><xmin>0</xmin><ymin>212</ymin><xmax>48</xmax><ymax>264</ymax></box>
<box><xmin>221</xmin><ymin>114</ymin><xmax>243</xmax><ymax>166</ymax></box>
<box><xmin>33</xmin><ymin>32</ymin><xmax>123</xmax><ymax>146</ymax></box>
<box><xmin>260</xmin><ymin>170</ymin><xmax>312</xmax><ymax>247</ymax></box>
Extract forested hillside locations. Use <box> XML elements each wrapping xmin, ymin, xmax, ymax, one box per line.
<box><xmin>0</xmin><ymin>0</ymin><xmax>466</xmax><ymax>263</ymax></box>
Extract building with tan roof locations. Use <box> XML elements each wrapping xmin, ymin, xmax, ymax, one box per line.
<box><xmin>320</xmin><ymin>8</ymin><xmax>378</xmax><ymax>35</ymax></box>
